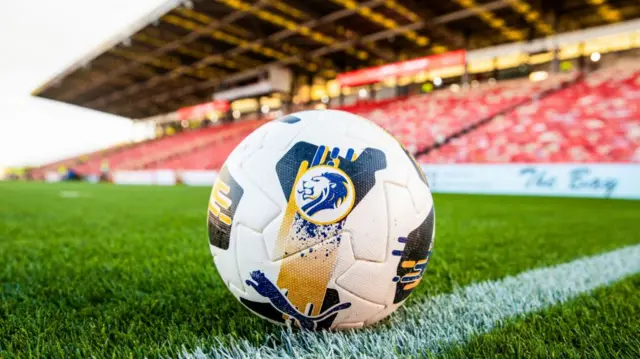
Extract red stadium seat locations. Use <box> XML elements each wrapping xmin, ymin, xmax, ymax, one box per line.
<box><xmin>419</xmin><ymin>65</ymin><xmax>640</xmax><ymax>163</ymax></box>
<box><xmin>33</xmin><ymin>64</ymin><xmax>638</xmax><ymax>175</ymax></box>
<box><xmin>68</xmin><ymin>120</ymin><xmax>264</xmax><ymax>175</ymax></box>
<box><xmin>344</xmin><ymin>73</ymin><xmax>576</xmax><ymax>154</ymax></box>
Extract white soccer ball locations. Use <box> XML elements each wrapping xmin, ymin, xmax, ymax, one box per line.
<box><xmin>207</xmin><ymin>110</ymin><xmax>435</xmax><ymax>330</ymax></box>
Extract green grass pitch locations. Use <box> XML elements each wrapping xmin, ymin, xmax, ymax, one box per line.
<box><xmin>0</xmin><ymin>181</ymin><xmax>638</xmax><ymax>358</ymax></box>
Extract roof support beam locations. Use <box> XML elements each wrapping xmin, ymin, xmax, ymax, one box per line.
<box><xmin>57</xmin><ymin>0</ymin><xmax>270</xmax><ymax>102</ymax></box>
<box><xmin>266</xmin><ymin>0</ymin><xmax>388</xmax><ymax>56</ymax></box>
<box><xmin>113</xmin><ymin>1</ymin><xmax>519</xmax><ymax>116</ymax></box>
<box><xmin>88</xmin><ymin>1</ymin><xmax>398</xmax><ymax>110</ymax></box>
<box><xmin>85</xmin><ymin>21</ymin><xmax>337</xmax><ymax>109</ymax></box>
<box><xmin>585</xmin><ymin>0</ymin><xmax>622</xmax><ymax>23</ymax></box>
<box><xmin>504</xmin><ymin>0</ymin><xmax>554</xmax><ymax>35</ymax></box>
<box><xmin>159</xmin><ymin>9</ymin><xmax>336</xmax><ymax>70</ymax></box>
<box><xmin>433</xmin><ymin>0</ymin><xmax>510</xmax><ymax>24</ymax></box>
<box><xmin>113</xmin><ymin>6</ymin><xmax>481</xmax><ymax>116</ymax></box>
<box><xmin>214</xmin><ymin>0</ymin><xmax>369</xmax><ymax>60</ymax></box>
<box><xmin>328</xmin><ymin>0</ymin><xmax>431</xmax><ymax>47</ymax></box>
<box><xmin>328</xmin><ymin>1</ymin><xmax>510</xmax><ymax>47</ymax></box>
<box><xmin>451</xmin><ymin>0</ymin><xmax>525</xmax><ymax>41</ymax></box>
<box><xmin>141</xmin><ymin>26</ymin><xmax>263</xmax><ymax>69</ymax></box>
<box><xmin>390</xmin><ymin>0</ymin><xmax>465</xmax><ymax>49</ymax></box>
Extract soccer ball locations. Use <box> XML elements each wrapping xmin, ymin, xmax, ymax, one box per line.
<box><xmin>207</xmin><ymin>110</ymin><xmax>435</xmax><ymax>330</ymax></box>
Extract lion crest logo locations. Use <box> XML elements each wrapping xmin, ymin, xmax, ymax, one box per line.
<box><xmin>294</xmin><ymin>166</ymin><xmax>355</xmax><ymax>224</ymax></box>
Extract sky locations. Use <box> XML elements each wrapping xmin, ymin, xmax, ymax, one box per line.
<box><xmin>0</xmin><ymin>0</ymin><xmax>170</xmax><ymax>168</ymax></box>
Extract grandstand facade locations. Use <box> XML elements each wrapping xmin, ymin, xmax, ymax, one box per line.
<box><xmin>24</xmin><ymin>0</ymin><xmax>639</xmax><ymax>193</ymax></box>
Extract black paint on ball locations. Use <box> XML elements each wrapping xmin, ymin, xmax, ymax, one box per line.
<box><xmin>240</xmin><ymin>298</ymin><xmax>286</xmax><ymax>324</ymax></box>
<box><xmin>315</xmin><ymin>288</ymin><xmax>341</xmax><ymax>329</ymax></box>
<box><xmin>208</xmin><ymin>165</ymin><xmax>244</xmax><ymax>250</ymax></box>
<box><xmin>402</xmin><ymin>146</ymin><xmax>429</xmax><ymax>187</ymax></box>
<box><xmin>392</xmin><ymin>206</ymin><xmax>435</xmax><ymax>304</ymax></box>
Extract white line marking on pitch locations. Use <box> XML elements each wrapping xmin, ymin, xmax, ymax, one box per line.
<box><xmin>59</xmin><ymin>190</ymin><xmax>81</xmax><ymax>198</ymax></box>
<box><xmin>181</xmin><ymin>244</ymin><xmax>640</xmax><ymax>359</ymax></box>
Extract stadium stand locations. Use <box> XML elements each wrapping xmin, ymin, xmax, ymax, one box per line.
<box><xmin>25</xmin><ymin>0</ymin><xmax>640</xmax><ymax>182</ymax></box>
<box><xmin>34</xmin><ymin>66</ymin><xmax>637</xmax><ymax>175</ymax></box>
<box><xmin>38</xmin><ymin>74</ymin><xmax>574</xmax><ymax>174</ymax></box>
<box><xmin>419</xmin><ymin>60</ymin><xmax>640</xmax><ymax>163</ymax></box>
<box><xmin>143</xmin><ymin>121</ymin><xmax>262</xmax><ymax>170</ymax></box>
<box><xmin>30</xmin><ymin>143</ymin><xmax>135</xmax><ymax>180</ymax></box>
<box><xmin>346</xmin><ymin>72</ymin><xmax>579</xmax><ymax>154</ymax></box>
<box><xmin>56</xmin><ymin>120</ymin><xmax>263</xmax><ymax>176</ymax></box>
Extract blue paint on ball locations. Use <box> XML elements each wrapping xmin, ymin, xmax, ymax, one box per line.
<box><xmin>279</xmin><ymin>115</ymin><xmax>301</xmax><ymax>124</ymax></box>
<box><xmin>245</xmin><ymin>270</ymin><xmax>351</xmax><ymax>330</ymax></box>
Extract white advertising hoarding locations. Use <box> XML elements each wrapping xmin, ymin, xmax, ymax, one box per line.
<box><xmin>421</xmin><ymin>164</ymin><xmax>640</xmax><ymax>199</ymax></box>
<box><xmin>111</xmin><ymin>164</ymin><xmax>640</xmax><ymax>200</ymax></box>
<box><xmin>112</xmin><ymin>170</ymin><xmax>176</xmax><ymax>186</ymax></box>
<box><xmin>179</xmin><ymin>171</ymin><xmax>218</xmax><ymax>186</ymax></box>
<box><xmin>45</xmin><ymin>171</ymin><xmax>63</xmax><ymax>183</ymax></box>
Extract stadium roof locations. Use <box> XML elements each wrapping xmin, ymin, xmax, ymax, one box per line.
<box><xmin>33</xmin><ymin>0</ymin><xmax>640</xmax><ymax>119</ymax></box>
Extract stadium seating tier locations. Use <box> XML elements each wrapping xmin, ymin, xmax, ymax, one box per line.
<box><xmin>33</xmin><ymin>63</ymin><xmax>640</xmax><ymax>177</ymax></box>
<box><xmin>419</xmin><ymin>65</ymin><xmax>640</xmax><ymax>163</ymax></box>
